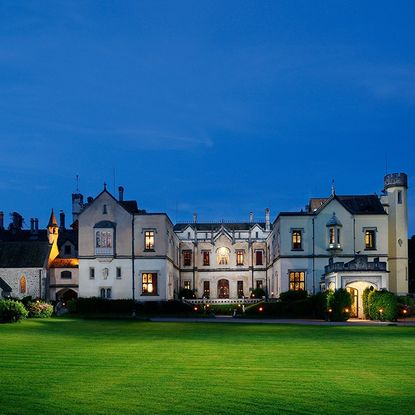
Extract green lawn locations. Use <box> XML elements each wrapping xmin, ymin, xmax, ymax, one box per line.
<box><xmin>0</xmin><ymin>319</ymin><xmax>414</xmax><ymax>414</ymax></box>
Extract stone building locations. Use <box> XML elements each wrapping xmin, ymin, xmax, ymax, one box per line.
<box><xmin>76</xmin><ymin>173</ymin><xmax>409</xmax><ymax>318</ymax></box>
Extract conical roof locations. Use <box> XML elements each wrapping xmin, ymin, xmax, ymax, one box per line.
<box><xmin>48</xmin><ymin>209</ymin><xmax>58</xmax><ymax>227</ymax></box>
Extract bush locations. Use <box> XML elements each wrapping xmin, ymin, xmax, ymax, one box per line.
<box><xmin>250</xmin><ymin>288</ymin><xmax>266</xmax><ymax>299</ymax></box>
<box><xmin>397</xmin><ymin>295</ymin><xmax>415</xmax><ymax>308</ymax></box>
<box><xmin>327</xmin><ymin>289</ymin><xmax>352</xmax><ymax>322</ymax></box>
<box><xmin>27</xmin><ymin>301</ymin><xmax>54</xmax><ymax>318</ymax></box>
<box><xmin>0</xmin><ymin>300</ymin><xmax>28</xmax><ymax>323</ymax></box>
<box><xmin>280</xmin><ymin>290</ymin><xmax>308</xmax><ymax>302</ymax></box>
<box><xmin>244</xmin><ymin>299</ymin><xmax>314</xmax><ymax>318</ymax></box>
<box><xmin>68</xmin><ymin>298</ymin><xmax>194</xmax><ymax>316</ymax></box>
<box><xmin>178</xmin><ymin>289</ymin><xmax>196</xmax><ymax>299</ymax></box>
<box><xmin>368</xmin><ymin>290</ymin><xmax>398</xmax><ymax>321</ymax></box>
<box><xmin>309</xmin><ymin>291</ymin><xmax>329</xmax><ymax>319</ymax></box>
<box><xmin>362</xmin><ymin>287</ymin><xmax>374</xmax><ymax>319</ymax></box>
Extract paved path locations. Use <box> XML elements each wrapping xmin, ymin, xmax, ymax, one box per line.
<box><xmin>150</xmin><ymin>316</ymin><xmax>415</xmax><ymax>326</ymax></box>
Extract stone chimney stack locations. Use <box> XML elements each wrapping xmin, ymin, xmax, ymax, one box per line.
<box><xmin>34</xmin><ymin>218</ymin><xmax>39</xmax><ymax>232</ymax></box>
<box><xmin>193</xmin><ymin>212</ymin><xmax>198</xmax><ymax>224</ymax></box>
<box><xmin>30</xmin><ymin>218</ymin><xmax>35</xmax><ymax>232</ymax></box>
<box><xmin>118</xmin><ymin>186</ymin><xmax>124</xmax><ymax>202</ymax></box>
<box><xmin>0</xmin><ymin>211</ymin><xmax>3</xmax><ymax>230</ymax></box>
<box><xmin>265</xmin><ymin>208</ymin><xmax>270</xmax><ymax>231</ymax></box>
<box><xmin>249</xmin><ymin>212</ymin><xmax>254</xmax><ymax>224</ymax></box>
<box><xmin>59</xmin><ymin>210</ymin><xmax>65</xmax><ymax>230</ymax></box>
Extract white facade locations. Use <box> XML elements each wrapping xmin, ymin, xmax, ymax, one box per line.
<box><xmin>77</xmin><ymin>173</ymin><xmax>409</xmax><ymax>310</ymax></box>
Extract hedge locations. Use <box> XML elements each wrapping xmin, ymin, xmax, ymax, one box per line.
<box><xmin>244</xmin><ymin>299</ymin><xmax>314</xmax><ymax>318</ymax></box>
<box><xmin>279</xmin><ymin>290</ymin><xmax>308</xmax><ymax>302</ymax></box>
<box><xmin>0</xmin><ymin>300</ymin><xmax>28</xmax><ymax>323</ymax></box>
<box><xmin>327</xmin><ymin>289</ymin><xmax>352</xmax><ymax>322</ymax></box>
<box><xmin>68</xmin><ymin>298</ymin><xmax>193</xmax><ymax>316</ymax></box>
<box><xmin>368</xmin><ymin>290</ymin><xmax>398</xmax><ymax>321</ymax></box>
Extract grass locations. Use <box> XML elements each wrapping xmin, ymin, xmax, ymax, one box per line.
<box><xmin>0</xmin><ymin>319</ymin><xmax>414</xmax><ymax>414</ymax></box>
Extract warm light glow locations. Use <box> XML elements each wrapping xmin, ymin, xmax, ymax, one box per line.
<box><xmin>194</xmin><ymin>307</ymin><xmax>198</xmax><ymax>312</ymax></box>
<box><xmin>328</xmin><ymin>308</ymin><xmax>332</xmax><ymax>313</ymax></box>
<box><xmin>217</xmin><ymin>247</ymin><xmax>230</xmax><ymax>265</ymax></box>
<box><xmin>259</xmin><ymin>307</ymin><xmax>263</xmax><ymax>312</ymax></box>
<box><xmin>345</xmin><ymin>308</ymin><xmax>349</xmax><ymax>313</ymax></box>
<box><xmin>379</xmin><ymin>308</ymin><xmax>384</xmax><ymax>313</ymax></box>
<box><xmin>403</xmin><ymin>309</ymin><xmax>408</xmax><ymax>314</ymax></box>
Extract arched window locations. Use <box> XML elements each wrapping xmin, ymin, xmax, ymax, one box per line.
<box><xmin>61</xmin><ymin>271</ymin><xmax>72</xmax><ymax>279</ymax></box>
<box><xmin>19</xmin><ymin>276</ymin><xmax>26</xmax><ymax>294</ymax></box>
<box><xmin>217</xmin><ymin>247</ymin><xmax>230</xmax><ymax>265</ymax></box>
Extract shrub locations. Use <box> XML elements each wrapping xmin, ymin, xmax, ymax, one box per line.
<box><xmin>207</xmin><ymin>304</ymin><xmax>244</xmax><ymax>316</ymax></box>
<box><xmin>368</xmin><ymin>290</ymin><xmax>398</xmax><ymax>321</ymax></box>
<box><xmin>27</xmin><ymin>300</ymin><xmax>54</xmax><ymax>318</ymax></box>
<box><xmin>178</xmin><ymin>289</ymin><xmax>196</xmax><ymax>299</ymax></box>
<box><xmin>280</xmin><ymin>290</ymin><xmax>308</xmax><ymax>302</ymax></box>
<box><xmin>397</xmin><ymin>295</ymin><xmax>415</xmax><ymax>308</ymax></box>
<box><xmin>0</xmin><ymin>300</ymin><xmax>28</xmax><ymax>323</ymax></box>
<box><xmin>327</xmin><ymin>289</ymin><xmax>352</xmax><ymax>322</ymax></box>
<box><xmin>362</xmin><ymin>287</ymin><xmax>373</xmax><ymax>319</ymax></box>
<box><xmin>244</xmin><ymin>299</ymin><xmax>314</xmax><ymax>318</ymax></box>
<box><xmin>250</xmin><ymin>288</ymin><xmax>266</xmax><ymax>299</ymax></box>
<box><xmin>309</xmin><ymin>291</ymin><xmax>329</xmax><ymax>319</ymax></box>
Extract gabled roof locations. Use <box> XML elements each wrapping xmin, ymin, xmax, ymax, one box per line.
<box><xmin>0</xmin><ymin>241</ymin><xmax>50</xmax><ymax>268</ymax></box>
<box><xmin>0</xmin><ymin>277</ymin><xmax>12</xmax><ymax>292</ymax></box>
<box><xmin>336</xmin><ymin>195</ymin><xmax>386</xmax><ymax>215</ymax></box>
<box><xmin>57</xmin><ymin>229</ymin><xmax>78</xmax><ymax>250</ymax></box>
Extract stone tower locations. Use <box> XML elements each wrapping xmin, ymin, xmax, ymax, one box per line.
<box><xmin>384</xmin><ymin>173</ymin><xmax>409</xmax><ymax>294</ymax></box>
<box><xmin>47</xmin><ymin>209</ymin><xmax>60</xmax><ymax>265</ymax></box>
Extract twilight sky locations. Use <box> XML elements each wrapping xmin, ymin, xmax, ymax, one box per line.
<box><xmin>0</xmin><ymin>1</ymin><xmax>414</xmax><ymax>234</ymax></box>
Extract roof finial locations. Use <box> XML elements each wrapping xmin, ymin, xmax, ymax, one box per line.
<box><xmin>331</xmin><ymin>179</ymin><xmax>336</xmax><ymax>196</ymax></box>
<box><xmin>104</xmin><ymin>182</ymin><xmax>107</xmax><ymax>191</ymax></box>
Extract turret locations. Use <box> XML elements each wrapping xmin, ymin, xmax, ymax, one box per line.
<box><xmin>72</xmin><ymin>193</ymin><xmax>84</xmax><ymax>223</ymax></box>
<box><xmin>384</xmin><ymin>173</ymin><xmax>408</xmax><ymax>294</ymax></box>
<box><xmin>47</xmin><ymin>209</ymin><xmax>60</xmax><ymax>265</ymax></box>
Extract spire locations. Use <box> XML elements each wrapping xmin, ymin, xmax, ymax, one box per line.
<box><xmin>48</xmin><ymin>209</ymin><xmax>58</xmax><ymax>227</ymax></box>
<box><xmin>104</xmin><ymin>182</ymin><xmax>107</xmax><ymax>191</ymax></box>
<box><xmin>331</xmin><ymin>179</ymin><xmax>336</xmax><ymax>196</ymax></box>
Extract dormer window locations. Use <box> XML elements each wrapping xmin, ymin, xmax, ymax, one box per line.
<box><xmin>326</xmin><ymin>212</ymin><xmax>342</xmax><ymax>251</ymax></box>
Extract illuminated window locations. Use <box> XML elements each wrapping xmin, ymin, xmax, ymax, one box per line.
<box><xmin>256</xmin><ymin>250</ymin><xmax>263</xmax><ymax>266</ymax></box>
<box><xmin>203</xmin><ymin>251</ymin><xmax>210</xmax><ymax>266</ymax></box>
<box><xmin>292</xmin><ymin>230</ymin><xmax>302</xmax><ymax>250</ymax></box>
<box><xmin>184</xmin><ymin>281</ymin><xmax>191</xmax><ymax>290</ymax></box>
<box><xmin>203</xmin><ymin>281</ymin><xmax>210</xmax><ymax>298</ymax></box>
<box><xmin>145</xmin><ymin>231</ymin><xmax>155</xmax><ymax>251</ymax></box>
<box><xmin>329</xmin><ymin>228</ymin><xmax>336</xmax><ymax>244</ymax></box>
<box><xmin>217</xmin><ymin>248</ymin><xmax>229</xmax><ymax>265</ymax></box>
<box><xmin>365</xmin><ymin>230</ymin><xmax>376</xmax><ymax>250</ymax></box>
<box><xmin>95</xmin><ymin>230</ymin><xmax>113</xmax><ymax>256</ymax></box>
<box><xmin>61</xmin><ymin>271</ymin><xmax>72</xmax><ymax>279</ymax></box>
<box><xmin>19</xmin><ymin>276</ymin><xmax>26</xmax><ymax>294</ymax></box>
<box><xmin>236</xmin><ymin>251</ymin><xmax>244</xmax><ymax>266</ymax></box>
<box><xmin>289</xmin><ymin>271</ymin><xmax>305</xmax><ymax>291</ymax></box>
<box><xmin>142</xmin><ymin>273</ymin><xmax>157</xmax><ymax>295</ymax></box>
<box><xmin>183</xmin><ymin>250</ymin><xmax>192</xmax><ymax>266</ymax></box>
<box><xmin>237</xmin><ymin>281</ymin><xmax>244</xmax><ymax>298</ymax></box>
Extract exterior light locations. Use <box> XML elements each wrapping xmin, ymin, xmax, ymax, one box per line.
<box><xmin>328</xmin><ymin>309</ymin><xmax>332</xmax><ymax>313</ymax></box>
<box><xmin>259</xmin><ymin>307</ymin><xmax>263</xmax><ymax>312</ymax></box>
<box><xmin>194</xmin><ymin>307</ymin><xmax>198</xmax><ymax>312</ymax></box>
<box><xmin>345</xmin><ymin>308</ymin><xmax>349</xmax><ymax>313</ymax></box>
<box><xmin>379</xmin><ymin>308</ymin><xmax>384</xmax><ymax>314</ymax></box>
<box><xmin>403</xmin><ymin>309</ymin><xmax>408</xmax><ymax>315</ymax></box>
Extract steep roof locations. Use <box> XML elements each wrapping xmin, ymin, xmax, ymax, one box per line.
<box><xmin>0</xmin><ymin>277</ymin><xmax>12</xmax><ymax>292</ymax></box>
<box><xmin>48</xmin><ymin>209</ymin><xmax>58</xmax><ymax>227</ymax></box>
<box><xmin>336</xmin><ymin>195</ymin><xmax>386</xmax><ymax>214</ymax></box>
<box><xmin>0</xmin><ymin>241</ymin><xmax>50</xmax><ymax>268</ymax></box>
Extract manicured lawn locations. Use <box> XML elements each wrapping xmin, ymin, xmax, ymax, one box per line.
<box><xmin>0</xmin><ymin>319</ymin><xmax>414</xmax><ymax>414</ymax></box>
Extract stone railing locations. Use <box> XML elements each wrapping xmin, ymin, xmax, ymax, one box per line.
<box><xmin>182</xmin><ymin>298</ymin><xmax>263</xmax><ymax>306</ymax></box>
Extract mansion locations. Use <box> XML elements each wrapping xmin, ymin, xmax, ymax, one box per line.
<box><xmin>0</xmin><ymin>172</ymin><xmax>410</xmax><ymax>318</ymax></box>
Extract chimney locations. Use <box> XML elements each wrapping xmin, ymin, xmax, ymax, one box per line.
<box><xmin>59</xmin><ymin>210</ymin><xmax>65</xmax><ymax>230</ymax></box>
<box><xmin>0</xmin><ymin>211</ymin><xmax>3</xmax><ymax>230</ymax></box>
<box><xmin>30</xmin><ymin>218</ymin><xmax>35</xmax><ymax>232</ymax></box>
<box><xmin>265</xmin><ymin>208</ymin><xmax>270</xmax><ymax>231</ymax></box>
<box><xmin>249</xmin><ymin>212</ymin><xmax>254</xmax><ymax>224</ymax></box>
<box><xmin>87</xmin><ymin>196</ymin><xmax>94</xmax><ymax>204</ymax></box>
<box><xmin>118</xmin><ymin>186</ymin><xmax>124</xmax><ymax>202</ymax></box>
<box><xmin>34</xmin><ymin>218</ymin><xmax>39</xmax><ymax>232</ymax></box>
<box><xmin>193</xmin><ymin>212</ymin><xmax>198</xmax><ymax>224</ymax></box>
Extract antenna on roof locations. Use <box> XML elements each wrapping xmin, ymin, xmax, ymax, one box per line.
<box><xmin>331</xmin><ymin>179</ymin><xmax>336</xmax><ymax>196</ymax></box>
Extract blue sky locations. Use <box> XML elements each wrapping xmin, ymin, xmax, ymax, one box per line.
<box><xmin>0</xmin><ymin>1</ymin><xmax>414</xmax><ymax>234</ymax></box>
